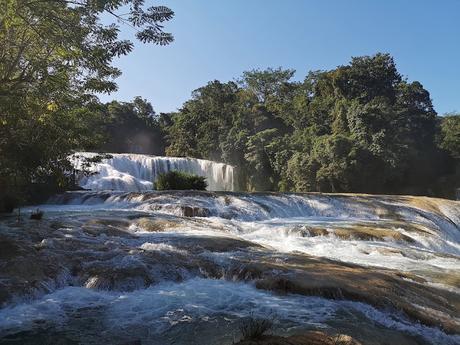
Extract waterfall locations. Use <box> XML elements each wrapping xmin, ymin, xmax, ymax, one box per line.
<box><xmin>71</xmin><ymin>152</ymin><xmax>235</xmax><ymax>192</ymax></box>
<box><xmin>3</xmin><ymin>189</ymin><xmax>460</xmax><ymax>344</ymax></box>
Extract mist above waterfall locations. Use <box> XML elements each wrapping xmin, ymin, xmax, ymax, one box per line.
<box><xmin>72</xmin><ymin>152</ymin><xmax>235</xmax><ymax>192</ymax></box>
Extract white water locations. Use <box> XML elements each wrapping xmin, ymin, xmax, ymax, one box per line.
<box><xmin>2</xmin><ymin>191</ymin><xmax>460</xmax><ymax>344</ymax></box>
<box><xmin>71</xmin><ymin>152</ymin><xmax>235</xmax><ymax>192</ymax></box>
<box><xmin>1</xmin><ymin>278</ymin><xmax>458</xmax><ymax>345</ymax></box>
<box><xmin>45</xmin><ymin>191</ymin><xmax>460</xmax><ymax>285</ymax></box>
<box><xmin>229</xmin><ymin>217</ymin><xmax>460</xmax><ymax>279</ymax></box>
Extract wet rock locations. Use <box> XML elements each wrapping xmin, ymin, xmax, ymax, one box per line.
<box><xmin>82</xmin><ymin>218</ymin><xmax>134</xmax><ymax>238</ymax></box>
<box><xmin>0</xmin><ymin>232</ymin><xmax>64</xmax><ymax>306</ymax></box>
<box><xmin>303</xmin><ymin>223</ymin><xmax>416</xmax><ymax>242</ymax></box>
<box><xmin>181</xmin><ymin>206</ymin><xmax>210</xmax><ymax>217</ymax></box>
<box><xmin>303</xmin><ymin>226</ymin><xmax>329</xmax><ymax>237</ymax></box>
<box><xmin>84</xmin><ymin>272</ymin><xmax>151</xmax><ymax>291</ymax></box>
<box><xmin>134</xmin><ymin>217</ymin><xmax>180</xmax><ymax>232</ymax></box>
<box><xmin>332</xmin><ymin>226</ymin><xmax>415</xmax><ymax>242</ymax></box>
<box><xmin>1</xmin><ymin>191</ymin><xmax>459</xmax><ymax>343</ymax></box>
<box><xmin>0</xmin><ymin>237</ymin><xmax>21</xmax><ymax>259</ymax></box>
<box><xmin>235</xmin><ymin>331</ymin><xmax>361</xmax><ymax>345</ymax></box>
<box><xmin>243</xmin><ymin>254</ymin><xmax>460</xmax><ymax>334</ymax></box>
<box><xmin>160</xmin><ymin>234</ymin><xmax>262</xmax><ymax>255</ymax></box>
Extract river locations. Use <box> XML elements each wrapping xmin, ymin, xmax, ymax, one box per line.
<box><xmin>0</xmin><ymin>154</ymin><xmax>459</xmax><ymax>345</ymax></box>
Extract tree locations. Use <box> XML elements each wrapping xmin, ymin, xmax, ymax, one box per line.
<box><xmin>101</xmin><ymin>97</ymin><xmax>166</xmax><ymax>154</ymax></box>
<box><xmin>334</xmin><ymin>53</ymin><xmax>402</xmax><ymax>103</ymax></box>
<box><xmin>164</xmin><ymin>53</ymin><xmax>454</xmax><ymax>197</ymax></box>
<box><xmin>438</xmin><ymin>114</ymin><xmax>460</xmax><ymax>159</ymax></box>
<box><xmin>346</xmin><ymin>99</ymin><xmax>404</xmax><ymax>183</ymax></box>
<box><xmin>433</xmin><ymin>113</ymin><xmax>460</xmax><ymax>198</ymax></box>
<box><xmin>244</xmin><ymin>129</ymin><xmax>279</xmax><ymax>191</ymax></box>
<box><xmin>1</xmin><ymin>0</ymin><xmax>174</xmax><ymax>95</ymax></box>
<box><xmin>239</xmin><ymin>67</ymin><xmax>295</xmax><ymax>103</ymax></box>
<box><xmin>0</xmin><ymin>0</ymin><xmax>174</xmax><ymax>207</ymax></box>
<box><xmin>166</xmin><ymin>81</ymin><xmax>239</xmax><ymax>159</ymax></box>
<box><xmin>154</xmin><ymin>171</ymin><xmax>207</xmax><ymax>191</ymax></box>
<box><xmin>311</xmin><ymin>135</ymin><xmax>356</xmax><ymax>192</ymax></box>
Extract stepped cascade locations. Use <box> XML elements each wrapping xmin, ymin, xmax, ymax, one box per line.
<box><xmin>71</xmin><ymin>152</ymin><xmax>235</xmax><ymax>192</ymax></box>
<box><xmin>1</xmin><ymin>190</ymin><xmax>459</xmax><ymax>344</ymax></box>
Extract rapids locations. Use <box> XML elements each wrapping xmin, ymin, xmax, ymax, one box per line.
<box><xmin>71</xmin><ymin>152</ymin><xmax>235</xmax><ymax>192</ymax></box>
<box><xmin>0</xmin><ymin>190</ymin><xmax>459</xmax><ymax>344</ymax></box>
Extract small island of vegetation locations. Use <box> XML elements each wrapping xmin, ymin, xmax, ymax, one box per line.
<box><xmin>155</xmin><ymin>171</ymin><xmax>207</xmax><ymax>191</ymax></box>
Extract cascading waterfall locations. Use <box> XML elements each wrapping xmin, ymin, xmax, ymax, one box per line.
<box><xmin>1</xmin><ymin>189</ymin><xmax>460</xmax><ymax>344</ymax></box>
<box><xmin>71</xmin><ymin>152</ymin><xmax>235</xmax><ymax>192</ymax></box>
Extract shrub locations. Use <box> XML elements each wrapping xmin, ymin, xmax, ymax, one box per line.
<box><xmin>30</xmin><ymin>209</ymin><xmax>44</xmax><ymax>220</ymax></box>
<box><xmin>239</xmin><ymin>316</ymin><xmax>273</xmax><ymax>340</ymax></box>
<box><xmin>154</xmin><ymin>171</ymin><xmax>207</xmax><ymax>190</ymax></box>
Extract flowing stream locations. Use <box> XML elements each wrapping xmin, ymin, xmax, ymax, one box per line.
<box><xmin>0</xmin><ymin>156</ymin><xmax>459</xmax><ymax>345</ymax></box>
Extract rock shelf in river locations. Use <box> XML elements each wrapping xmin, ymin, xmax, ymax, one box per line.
<box><xmin>0</xmin><ymin>191</ymin><xmax>459</xmax><ymax>344</ymax></box>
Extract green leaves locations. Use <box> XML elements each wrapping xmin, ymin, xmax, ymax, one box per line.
<box><xmin>136</xmin><ymin>28</ymin><xmax>173</xmax><ymax>45</ymax></box>
<box><xmin>100</xmin><ymin>97</ymin><xmax>166</xmax><ymax>155</ymax></box>
<box><xmin>438</xmin><ymin>114</ymin><xmax>460</xmax><ymax>159</ymax></box>
<box><xmin>154</xmin><ymin>171</ymin><xmax>207</xmax><ymax>191</ymax></box>
<box><xmin>0</xmin><ymin>0</ymin><xmax>173</xmax><ymax>203</ymax></box>
<box><xmin>0</xmin><ymin>0</ymin><xmax>174</xmax><ymax>95</ymax></box>
<box><xmin>240</xmin><ymin>67</ymin><xmax>295</xmax><ymax>102</ymax></box>
<box><xmin>164</xmin><ymin>53</ymin><xmax>452</xmax><ymax>196</ymax></box>
<box><xmin>128</xmin><ymin>3</ymin><xmax>174</xmax><ymax>44</ymax></box>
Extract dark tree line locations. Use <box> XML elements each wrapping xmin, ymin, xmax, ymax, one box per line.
<box><xmin>159</xmin><ymin>54</ymin><xmax>459</xmax><ymax>197</ymax></box>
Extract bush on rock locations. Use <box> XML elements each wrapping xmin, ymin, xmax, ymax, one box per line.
<box><xmin>154</xmin><ymin>171</ymin><xmax>207</xmax><ymax>190</ymax></box>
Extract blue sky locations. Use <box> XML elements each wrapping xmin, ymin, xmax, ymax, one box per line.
<box><xmin>102</xmin><ymin>0</ymin><xmax>460</xmax><ymax>115</ymax></box>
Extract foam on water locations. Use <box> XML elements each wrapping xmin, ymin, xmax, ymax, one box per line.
<box><xmin>139</xmin><ymin>242</ymin><xmax>188</xmax><ymax>255</ymax></box>
<box><xmin>0</xmin><ymin>279</ymin><xmax>457</xmax><ymax>345</ymax></box>
<box><xmin>5</xmin><ymin>190</ymin><xmax>459</xmax><ymax>343</ymax></box>
<box><xmin>48</xmin><ymin>191</ymin><xmax>460</xmax><ymax>230</ymax></box>
<box><xmin>41</xmin><ymin>191</ymin><xmax>460</xmax><ymax>280</ymax></box>
<box><xmin>241</xmin><ymin>222</ymin><xmax>459</xmax><ymax>272</ymax></box>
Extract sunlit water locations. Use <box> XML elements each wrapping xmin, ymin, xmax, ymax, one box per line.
<box><xmin>1</xmin><ymin>278</ymin><xmax>457</xmax><ymax>345</ymax></box>
<box><xmin>1</xmin><ymin>190</ymin><xmax>459</xmax><ymax>344</ymax></box>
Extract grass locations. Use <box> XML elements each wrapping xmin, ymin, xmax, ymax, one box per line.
<box><xmin>239</xmin><ymin>314</ymin><xmax>274</xmax><ymax>340</ymax></box>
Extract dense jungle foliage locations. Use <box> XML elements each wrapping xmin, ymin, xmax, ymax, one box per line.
<box><xmin>0</xmin><ymin>0</ymin><xmax>458</xmax><ymax>210</ymax></box>
<box><xmin>90</xmin><ymin>55</ymin><xmax>459</xmax><ymax>197</ymax></box>
<box><xmin>162</xmin><ymin>54</ymin><xmax>459</xmax><ymax>197</ymax></box>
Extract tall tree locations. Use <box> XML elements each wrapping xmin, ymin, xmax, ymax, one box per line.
<box><xmin>101</xmin><ymin>97</ymin><xmax>166</xmax><ymax>154</ymax></box>
<box><xmin>0</xmin><ymin>0</ymin><xmax>174</xmax><ymax>206</ymax></box>
<box><xmin>165</xmin><ymin>53</ymin><xmax>452</xmax><ymax>197</ymax></box>
<box><xmin>438</xmin><ymin>114</ymin><xmax>460</xmax><ymax>159</ymax></box>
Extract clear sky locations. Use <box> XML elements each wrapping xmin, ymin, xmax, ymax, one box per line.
<box><xmin>102</xmin><ymin>0</ymin><xmax>460</xmax><ymax>115</ymax></box>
